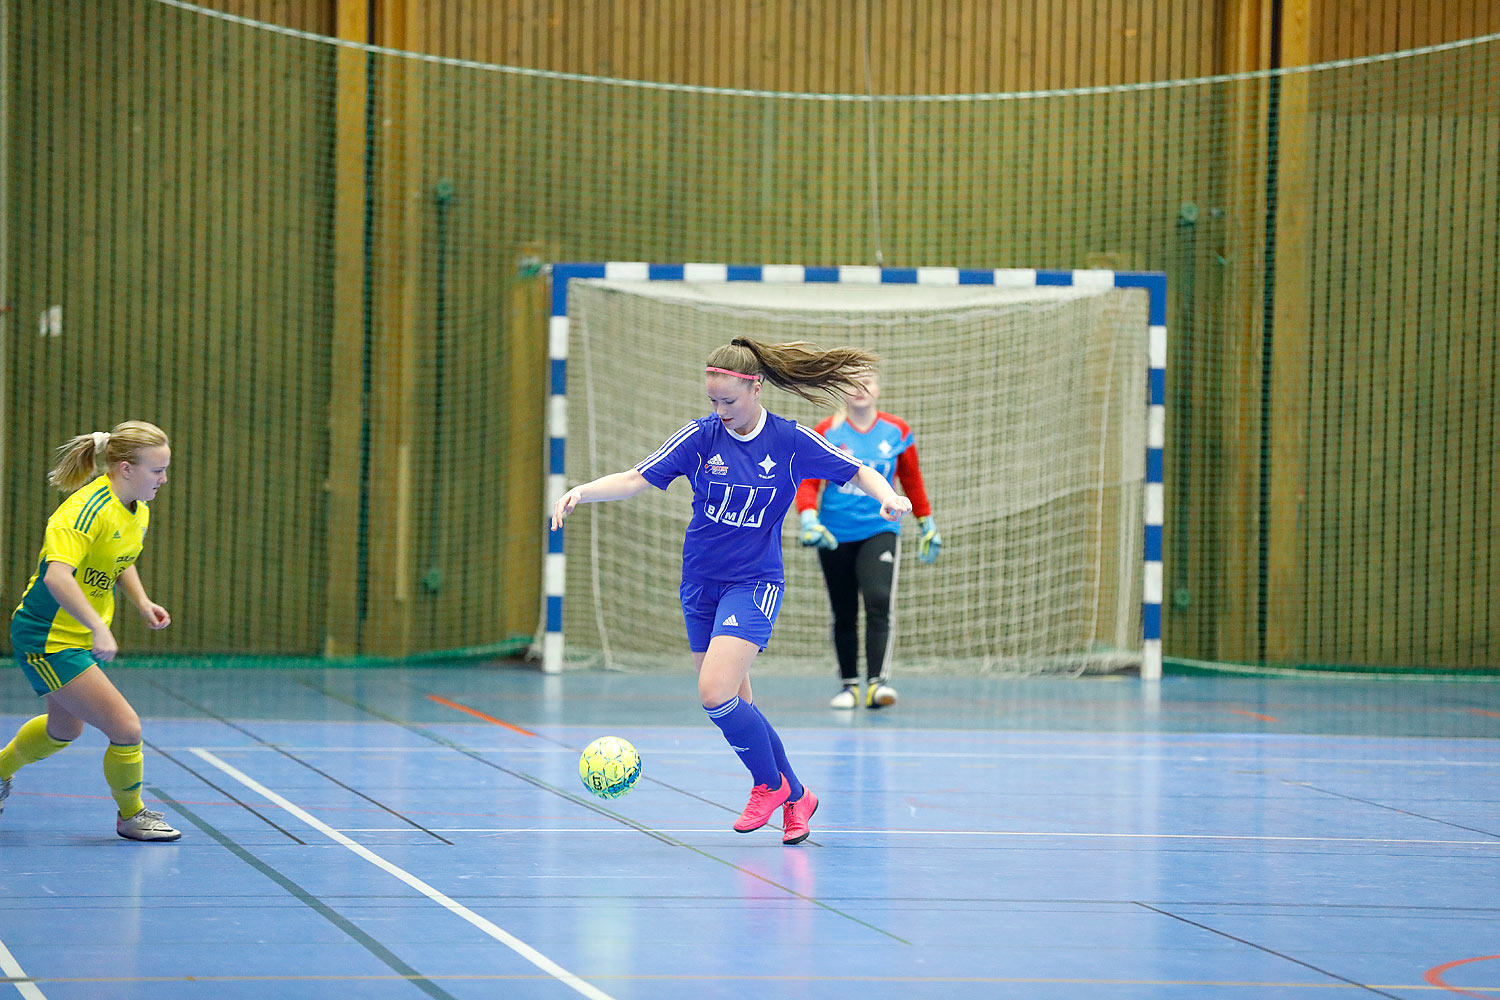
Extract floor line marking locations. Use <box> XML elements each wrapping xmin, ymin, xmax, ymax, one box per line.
<box><xmin>426</xmin><ymin>694</ymin><xmax>538</xmax><ymax>737</ymax></box>
<box><xmin>143</xmin><ymin>678</ymin><xmax>452</xmax><ymax>844</ymax></box>
<box><xmin>187</xmin><ymin>748</ymin><xmax>616</xmax><ymax>1000</ymax></box>
<box><xmin>146</xmin><ymin>741</ymin><xmax>306</xmax><ymax>844</ymax></box>
<box><xmin>1135</xmin><ymin>901</ymin><xmax>1406</xmax><ymax>999</ymax></box>
<box><xmin>0</xmin><ymin>934</ymin><xmax>47</xmax><ymax>1000</ymax></box>
<box><xmin>143</xmin><ymin>746</ymin><xmax>1500</xmax><ymax>766</ymax></box>
<box><xmin>1290</xmin><ymin>782</ymin><xmax>1500</xmax><ymax>840</ymax></box>
<box><xmin>301</xmin><ymin>682</ymin><xmax>884</xmax><ymax>937</ymax></box>
<box><xmin>1425</xmin><ymin>955</ymin><xmax>1500</xmax><ymax>999</ymax></box>
<box><xmin>12</xmin><ymin>972</ymin><xmax>1500</xmax><ymax>989</ymax></box>
<box><xmin>1228</xmin><ymin>709</ymin><xmax>1280</xmax><ymax>722</ymax></box>
<box><xmin>416</xmin><ymin>686</ymin><xmax>755</xmax><ymax>829</ymax></box>
<box><xmin>326</xmin><ymin>827</ymin><xmax>1500</xmax><ymax>845</ymax></box>
<box><xmin>148</xmin><ymin>787</ymin><xmax>459</xmax><ymax>1000</ymax></box>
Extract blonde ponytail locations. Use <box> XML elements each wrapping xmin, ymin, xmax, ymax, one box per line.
<box><xmin>48</xmin><ymin>421</ymin><xmax>169</xmax><ymax>492</ymax></box>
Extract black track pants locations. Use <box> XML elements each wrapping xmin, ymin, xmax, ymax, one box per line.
<box><xmin>816</xmin><ymin>531</ymin><xmax>899</xmax><ymax>684</ymax></box>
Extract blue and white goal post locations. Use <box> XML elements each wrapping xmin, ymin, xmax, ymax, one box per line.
<box><xmin>542</xmin><ymin>263</ymin><xmax>1166</xmax><ymax>680</ymax></box>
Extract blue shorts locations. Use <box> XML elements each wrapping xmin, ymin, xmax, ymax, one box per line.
<box><xmin>680</xmin><ymin>580</ymin><xmax>784</xmax><ymax>653</ymax></box>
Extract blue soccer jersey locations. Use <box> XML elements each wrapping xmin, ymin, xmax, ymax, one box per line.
<box><xmin>636</xmin><ymin>410</ymin><xmax>862</xmax><ymax>584</ymax></box>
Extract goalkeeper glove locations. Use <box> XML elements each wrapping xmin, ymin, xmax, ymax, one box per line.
<box><xmin>917</xmin><ymin>516</ymin><xmax>942</xmax><ymax>564</ymax></box>
<box><xmin>800</xmin><ymin>510</ymin><xmax>838</xmax><ymax>550</ymax></box>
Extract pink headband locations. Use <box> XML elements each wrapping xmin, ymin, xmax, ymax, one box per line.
<box><xmin>706</xmin><ymin>366</ymin><xmax>760</xmax><ymax>381</ymax></box>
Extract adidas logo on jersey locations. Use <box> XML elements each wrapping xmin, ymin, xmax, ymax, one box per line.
<box><xmin>706</xmin><ymin>453</ymin><xmax>728</xmax><ymax>475</ymax></box>
<box><xmin>113</xmin><ymin>531</ymin><xmax>122</xmax><ymax>539</ymax></box>
<box><xmin>879</xmin><ymin>550</ymin><xmax>894</xmax><ymax>563</ymax></box>
<box><xmin>721</xmin><ymin>614</ymin><xmax>739</xmax><ymax>627</ymax></box>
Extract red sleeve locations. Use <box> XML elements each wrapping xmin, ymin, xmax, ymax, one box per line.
<box><xmin>895</xmin><ymin>445</ymin><xmax>933</xmax><ymax>518</ymax></box>
<box><xmin>795</xmin><ymin>477</ymin><xmax>823</xmax><ymax>513</ymax></box>
<box><xmin>795</xmin><ymin>415</ymin><xmax>837</xmax><ymax>512</ymax></box>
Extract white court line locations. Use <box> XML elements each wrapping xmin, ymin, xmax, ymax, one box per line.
<box><xmin>331</xmin><ymin>826</ymin><xmax>1500</xmax><ymax>845</ymax></box>
<box><xmin>0</xmin><ymin>935</ymin><xmax>47</xmax><ymax>1000</ymax></box>
<box><xmin>165</xmin><ymin>746</ymin><xmax>1500</xmax><ymax>766</ymax></box>
<box><xmin>188</xmin><ymin>748</ymin><xmax>615</xmax><ymax>1000</ymax></box>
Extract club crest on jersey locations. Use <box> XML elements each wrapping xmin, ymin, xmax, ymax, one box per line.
<box><xmin>705</xmin><ymin>453</ymin><xmax>729</xmax><ymax>475</ymax></box>
<box><xmin>757</xmin><ymin>455</ymin><xmax>777</xmax><ymax>479</ymax></box>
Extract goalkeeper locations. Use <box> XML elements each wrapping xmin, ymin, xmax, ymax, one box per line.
<box><xmin>794</xmin><ymin>370</ymin><xmax>939</xmax><ymax>710</ymax></box>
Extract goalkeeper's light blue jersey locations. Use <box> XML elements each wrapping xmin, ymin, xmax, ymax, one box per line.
<box><xmin>636</xmin><ymin>410</ymin><xmax>861</xmax><ymax>585</ymax></box>
<box><xmin>797</xmin><ymin>411</ymin><xmax>934</xmax><ymax>543</ymax></box>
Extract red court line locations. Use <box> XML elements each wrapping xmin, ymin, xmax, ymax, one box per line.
<box><xmin>427</xmin><ymin>694</ymin><xmax>538</xmax><ymax>738</ymax></box>
<box><xmin>1227</xmin><ymin>709</ymin><xmax>1279</xmax><ymax>722</ymax></box>
<box><xmin>1468</xmin><ymin>709</ymin><xmax>1500</xmax><ymax>719</ymax></box>
<box><xmin>1425</xmin><ymin>955</ymin><xmax>1500</xmax><ymax>999</ymax></box>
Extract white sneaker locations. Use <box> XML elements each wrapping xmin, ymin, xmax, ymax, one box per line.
<box><xmin>116</xmin><ymin>807</ymin><xmax>182</xmax><ymax>842</ymax></box>
<box><xmin>829</xmin><ymin>685</ymin><xmax>858</xmax><ymax>709</ymax></box>
<box><xmin>0</xmin><ymin>775</ymin><xmax>10</xmax><ymax>817</ymax></box>
<box><xmin>865</xmin><ymin>680</ymin><xmax>898</xmax><ymax>709</ymax></box>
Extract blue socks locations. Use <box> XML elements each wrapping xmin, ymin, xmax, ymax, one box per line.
<box><xmin>704</xmin><ymin>696</ymin><xmax>780</xmax><ymax>789</ymax></box>
<box><xmin>750</xmin><ymin>703</ymin><xmax>803</xmax><ymax>802</ymax></box>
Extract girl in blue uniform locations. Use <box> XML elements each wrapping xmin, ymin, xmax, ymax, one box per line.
<box><xmin>552</xmin><ymin>338</ymin><xmax>911</xmax><ymax>844</ymax></box>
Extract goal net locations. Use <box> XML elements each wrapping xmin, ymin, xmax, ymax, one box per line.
<box><xmin>559</xmin><ymin>276</ymin><xmax>1149</xmax><ymax>675</ymax></box>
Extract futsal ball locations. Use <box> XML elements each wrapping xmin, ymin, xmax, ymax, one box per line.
<box><xmin>578</xmin><ymin>736</ymin><xmax>642</xmax><ymax>799</ymax></box>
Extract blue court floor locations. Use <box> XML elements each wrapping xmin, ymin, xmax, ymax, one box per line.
<box><xmin>2</xmin><ymin>665</ymin><xmax>1498</xmax><ymax>999</ymax></box>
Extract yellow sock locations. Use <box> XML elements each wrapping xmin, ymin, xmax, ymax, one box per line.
<box><xmin>0</xmin><ymin>715</ymin><xmax>71</xmax><ymax>781</ymax></box>
<box><xmin>103</xmin><ymin>742</ymin><xmax>145</xmax><ymax>819</ymax></box>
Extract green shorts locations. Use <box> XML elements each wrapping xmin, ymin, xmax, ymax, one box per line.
<box><xmin>14</xmin><ymin>646</ymin><xmax>97</xmax><ymax>696</ymax></box>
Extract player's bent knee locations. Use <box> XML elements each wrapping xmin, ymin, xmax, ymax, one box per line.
<box><xmin>698</xmin><ymin>669</ymin><xmax>744</xmax><ymax>709</ymax></box>
<box><xmin>48</xmin><ymin>718</ymin><xmax>84</xmax><ymax>742</ymax></box>
<box><xmin>110</xmin><ymin>726</ymin><xmax>143</xmax><ymax>746</ymax></box>
<box><xmin>108</xmin><ymin>711</ymin><xmax>142</xmax><ymax>747</ymax></box>
<box><xmin>699</xmin><ymin>679</ymin><xmax>735</xmax><ymax>709</ymax></box>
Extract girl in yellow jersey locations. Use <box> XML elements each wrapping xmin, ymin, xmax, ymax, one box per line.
<box><xmin>1</xmin><ymin>421</ymin><xmax>180</xmax><ymax>841</ymax></box>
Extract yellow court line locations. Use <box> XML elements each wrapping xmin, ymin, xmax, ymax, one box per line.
<box><xmin>9</xmin><ymin>974</ymin><xmax>1500</xmax><ymax>991</ymax></box>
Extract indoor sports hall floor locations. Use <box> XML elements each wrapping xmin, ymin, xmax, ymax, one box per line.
<box><xmin>2</xmin><ymin>664</ymin><xmax>1498</xmax><ymax>999</ymax></box>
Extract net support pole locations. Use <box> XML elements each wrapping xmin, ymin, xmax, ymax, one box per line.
<box><xmin>543</xmin><ymin>296</ymin><xmax>566</xmax><ymax>673</ymax></box>
<box><xmin>1115</xmin><ymin>271</ymin><xmax>1168</xmax><ymax>680</ymax></box>
<box><xmin>544</xmin><ymin>265</ymin><xmax>606</xmax><ymax>672</ymax></box>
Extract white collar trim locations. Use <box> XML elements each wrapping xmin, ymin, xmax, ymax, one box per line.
<box><xmin>727</xmin><ymin>407</ymin><xmax>768</xmax><ymax>442</ymax></box>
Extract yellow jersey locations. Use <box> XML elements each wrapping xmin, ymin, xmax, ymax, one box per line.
<box><xmin>11</xmin><ymin>476</ymin><xmax>150</xmax><ymax>653</ymax></box>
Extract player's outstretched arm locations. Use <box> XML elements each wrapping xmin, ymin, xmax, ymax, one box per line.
<box><xmin>551</xmin><ymin>469</ymin><xmax>651</xmax><ymax>530</ymax></box>
<box><xmin>851</xmin><ymin>466</ymin><xmax>912</xmax><ymax>522</ymax></box>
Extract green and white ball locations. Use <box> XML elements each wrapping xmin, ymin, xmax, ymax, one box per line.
<box><xmin>578</xmin><ymin>736</ymin><xmax>642</xmax><ymax>799</ymax></box>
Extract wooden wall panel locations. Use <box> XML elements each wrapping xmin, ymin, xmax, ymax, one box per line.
<box><xmin>203</xmin><ymin>0</ymin><xmax>335</xmax><ymax>35</ymax></box>
<box><xmin>1296</xmin><ymin>46</ymin><xmax>1500</xmax><ymax>666</ymax></box>
<box><xmin>11</xmin><ymin>0</ymin><xmax>1493</xmax><ymax>665</ymax></box>
<box><xmin>1311</xmin><ymin>0</ymin><xmax>1500</xmax><ymax>62</ymax></box>
<box><xmin>3</xmin><ymin>0</ymin><xmax>335</xmax><ymax>655</ymax></box>
<box><xmin>362</xmin><ymin>0</ymin><xmax>1223</xmax><ymax>90</ymax></box>
<box><xmin>192</xmin><ymin>0</ymin><xmax>1498</xmax><ymax>86</ymax></box>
